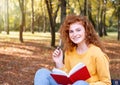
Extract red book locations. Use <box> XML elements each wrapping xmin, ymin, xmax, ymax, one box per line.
<box><xmin>50</xmin><ymin>63</ymin><xmax>91</xmax><ymax>85</ymax></box>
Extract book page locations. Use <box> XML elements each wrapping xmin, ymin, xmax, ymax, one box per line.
<box><xmin>52</xmin><ymin>68</ymin><xmax>68</xmax><ymax>76</ymax></box>
<box><xmin>68</xmin><ymin>63</ymin><xmax>85</xmax><ymax>77</ymax></box>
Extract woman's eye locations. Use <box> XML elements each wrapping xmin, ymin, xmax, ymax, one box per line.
<box><xmin>76</xmin><ymin>29</ymin><xmax>81</xmax><ymax>31</ymax></box>
<box><xmin>69</xmin><ymin>30</ymin><xmax>73</xmax><ymax>33</ymax></box>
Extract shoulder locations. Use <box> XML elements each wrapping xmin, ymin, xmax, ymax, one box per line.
<box><xmin>89</xmin><ymin>44</ymin><xmax>103</xmax><ymax>54</ymax></box>
<box><xmin>89</xmin><ymin>44</ymin><xmax>109</xmax><ymax>61</ymax></box>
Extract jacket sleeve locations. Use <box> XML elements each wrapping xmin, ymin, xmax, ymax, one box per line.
<box><xmin>90</xmin><ymin>53</ymin><xmax>111</xmax><ymax>85</ymax></box>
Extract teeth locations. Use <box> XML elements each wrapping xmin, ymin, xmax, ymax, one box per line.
<box><xmin>74</xmin><ymin>37</ymin><xmax>79</xmax><ymax>39</ymax></box>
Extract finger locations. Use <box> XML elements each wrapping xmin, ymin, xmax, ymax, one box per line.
<box><xmin>54</xmin><ymin>49</ymin><xmax>61</xmax><ymax>54</ymax></box>
<box><xmin>52</xmin><ymin>51</ymin><xmax>60</xmax><ymax>57</ymax></box>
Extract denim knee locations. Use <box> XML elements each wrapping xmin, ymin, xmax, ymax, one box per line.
<box><xmin>34</xmin><ymin>68</ymin><xmax>52</xmax><ymax>85</ymax></box>
<box><xmin>73</xmin><ymin>80</ymin><xmax>89</xmax><ymax>85</ymax></box>
<box><xmin>35</xmin><ymin>68</ymin><xmax>51</xmax><ymax>75</ymax></box>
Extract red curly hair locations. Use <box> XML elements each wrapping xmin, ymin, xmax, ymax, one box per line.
<box><xmin>59</xmin><ymin>14</ymin><xmax>104</xmax><ymax>52</ymax></box>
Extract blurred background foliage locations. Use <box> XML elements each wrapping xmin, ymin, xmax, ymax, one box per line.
<box><xmin>0</xmin><ymin>0</ymin><xmax>120</xmax><ymax>46</ymax></box>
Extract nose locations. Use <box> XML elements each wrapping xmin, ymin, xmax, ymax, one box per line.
<box><xmin>73</xmin><ymin>32</ymin><xmax>77</xmax><ymax>37</ymax></box>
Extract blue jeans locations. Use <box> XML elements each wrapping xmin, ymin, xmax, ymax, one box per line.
<box><xmin>34</xmin><ymin>68</ymin><xmax>89</xmax><ymax>85</ymax></box>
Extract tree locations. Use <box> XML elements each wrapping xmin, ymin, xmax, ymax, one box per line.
<box><xmin>77</xmin><ymin>0</ymin><xmax>84</xmax><ymax>15</ymax></box>
<box><xmin>84</xmin><ymin>0</ymin><xmax>88</xmax><ymax>16</ymax></box>
<box><xmin>111</xmin><ymin>0</ymin><xmax>120</xmax><ymax>40</ymax></box>
<box><xmin>103</xmin><ymin>0</ymin><xmax>107</xmax><ymax>36</ymax></box>
<box><xmin>87</xmin><ymin>1</ymin><xmax>96</xmax><ymax>29</ymax></box>
<box><xmin>31</xmin><ymin>0</ymin><xmax>34</xmax><ymax>34</ymax></box>
<box><xmin>45</xmin><ymin>0</ymin><xmax>60</xmax><ymax>46</ymax></box>
<box><xmin>96</xmin><ymin>0</ymin><xmax>101</xmax><ymax>33</ymax></box>
<box><xmin>97</xmin><ymin>0</ymin><xmax>107</xmax><ymax>37</ymax></box>
<box><xmin>117</xmin><ymin>2</ymin><xmax>120</xmax><ymax>40</ymax></box>
<box><xmin>18</xmin><ymin>0</ymin><xmax>26</xmax><ymax>42</ymax></box>
<box><xmin>41</xmin><ymin>0</ymin><xmax>47</xmax><ymax>32</ymax></box>
<box><xmin>60</xmin><ymin>0</ymin><xmax>66</xmax><ymax>24</ymax></box>
<box><xmin>4</xmin><ymin>0</ymin><xmax>9</xmax><ymax>34</ymax></box>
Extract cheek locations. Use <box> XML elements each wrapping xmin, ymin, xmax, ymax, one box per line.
<box><xmin>83</xmin><ymin>32</ymin><xmax>86</xmax><ymax>39</ymax></box>
<box><xmin>69</xmin><ymin>34</ymin><xmax>72</xmax><ymax>39</ymax></box>
<box><xmin>80</xmin><ymin>31</ymin><xmax>86</xmax><ymax>38</ymax></box>
<box><xmin>82</xmin><ymin>30</ymin><xmax>86</xmax><ymax>35</ymax></box>
<box><xmin>69</xmin><ymin>32</ymin><xmax>72</xmax><ymax>37</ymax></box>
<box><xmin>69</xmin><ymin>33</ymin><xmax>74</xmax><ymax>41</ymax></box>
<box><xmin>82</xmin><ymin>31</ymin><xmax>85</xmax><ymax>36</ymax></box>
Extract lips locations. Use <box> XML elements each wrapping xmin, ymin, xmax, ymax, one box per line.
<box><xmin>72</xmin><ymin>37</ymin><xmax>80</xmax><ymax>41</ymax></box>
<box><xmin>72</xmin><ymin>36</ymin><xmax>81</xmax><ymax>40</ymax></box>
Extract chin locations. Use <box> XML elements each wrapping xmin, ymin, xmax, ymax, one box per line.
<box><xmin>73</xmin><ymin>42</ymin><xmax>81</xmax><ymax>44</ymax></box>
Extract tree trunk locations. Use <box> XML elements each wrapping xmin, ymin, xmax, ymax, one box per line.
<box><xmin>18</xmin><ymin>0</ymin><xmax>25</xmax><ymax>43</ymax></box>
<box><xmin>31</xmin><ymin>0</ymin><xmax>34</xmax><ymax>34</ymax></box>
<box><xmin>103</xmin><ymin>0</ymin><xmax>107</xmax><ymax>36</ymax></box>
<box><xmin>118</xmin><ymin>5</ymin><xmax>120</xmax><ymax>40</ymax></box>
<box><xmin>88</xmin><ymin>1</ymin><xmax>96</xmax><ymax>29</ymax></box>
<box><xmin>103</xmin><ymin>10</ymin><xmax>107</xmax><ymax>36</ymax></box>
<box><xmin>4</xmin><ymin>0</ymin><xmax>9</xmax><ymax>34</ymax></box>
<box><xmin>96</xmin><ymin>0</ymin><xmax>100</xmax><ymax>32</ymax></box>
<box><xmin>60</xmin><ymin>0</ymin><xmax>66</xmax><ymax>24</ymax></box>
<box><xmin>99</xmin><ymin>9</ymin><xmax>104</xmax><ymax>37</ymax></box>
<box><xmin>84</xmin><ymin>0</ymin><xmax>88</xmax><ymax>16</ymax></box>
<box><xmin>19</xmin><ymin>25</ymin><xmax>23</xmax><ymax>42</ymax></box>
<box><xmin>41</xmin><ymin>1</ymin><xmax>46</xmax><ymax>32</ymax></box>
<box><xmin>45</xmin><ymin>0</ymin><xmax>55</xmax><ymax>47</ymax></box>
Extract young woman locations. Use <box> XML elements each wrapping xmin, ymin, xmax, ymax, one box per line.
<box><xmin>34</xmin><ymin>14</ymin><xmax>111</xmax><ymax>85</ymax></box>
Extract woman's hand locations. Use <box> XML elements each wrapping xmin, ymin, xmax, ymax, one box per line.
<box><xmin>52</xmin><ymin>48</ymin><xmax>64</xmax><ymax>68</ymax></box>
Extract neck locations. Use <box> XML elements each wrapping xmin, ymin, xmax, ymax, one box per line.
<box><xmin>76</xmin><ymin>42</ymin><xmax>88</xmax><ymax>54</ymax></box>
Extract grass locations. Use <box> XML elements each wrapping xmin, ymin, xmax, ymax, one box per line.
<box><xmin>101</xmin><ymin>32</ymin><xmax>118</xmax><ymax>40</ymax></box>
<box><xmin>0</xmin><ymin>31</ymin><xmax>51</xmax><ymax>41</ymax></box>
<box><xmin>0</xmin><ymin>31</ymin><xmax>118</xmax><ymax>42</ymax></box>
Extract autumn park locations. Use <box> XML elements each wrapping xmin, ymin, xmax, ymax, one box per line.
<box><xmin>0</xmin><ymin>0</ymin><xmax>120</xmax><ymax>85</ymax></box>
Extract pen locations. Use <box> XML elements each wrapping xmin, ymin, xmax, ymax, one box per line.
<box><xmin>57</xmin><ymin>39</ymin><xmax>62</xmax><ymax>50</ymax></box>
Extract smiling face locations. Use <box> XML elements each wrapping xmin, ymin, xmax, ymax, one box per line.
<box><xmin>69</xmin><ymin>22</ymin><xmax>86</xmax><ymax>45</ymax></box>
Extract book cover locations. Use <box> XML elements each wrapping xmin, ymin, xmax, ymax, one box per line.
<box><xmin>50</xmin><ymin>63</ymin><xmax>91</xmax><ymax>85</ymax></box>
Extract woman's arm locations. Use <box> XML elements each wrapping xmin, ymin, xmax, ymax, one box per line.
<box><xmin>90</xmin><ymin>54</ymin><xmax>111</xmax><ymax>85</ymax></box>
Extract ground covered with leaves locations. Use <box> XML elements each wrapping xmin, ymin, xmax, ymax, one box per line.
<box><xmin>0</xmin><ymin>38</ymin><xmax>120</xmax><ymax>85</ymax></box>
